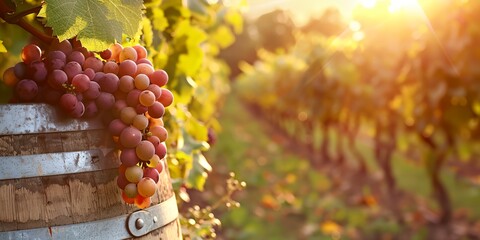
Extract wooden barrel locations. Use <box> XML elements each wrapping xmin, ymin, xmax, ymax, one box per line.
<box><xmin>0</xmin><ymin>104</ymin><xmax>182</xmax><ymax>240</ymax></box>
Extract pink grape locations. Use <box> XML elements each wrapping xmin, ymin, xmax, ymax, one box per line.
<box><xmin>120</xmin><ymin>107</ymin><xmax>137</xmax><ymax>125</ymax></box>
<box><xmin>143</xmin><ymin>168</ymin><xmax>159</xmax><ymax>183</ymax></box>
<box><xmin>125</xmin><ymin>165</ymin><xmax>143</xmax><ymax>183</ymax></box>
<box><xmin>108</xmin><ymin>119</ymin><xmax>128</xmax><ymax>136</ymax></box>
<box><xmin>148</xmin><ymin>102</ymin><xmax>165</xmax><ymax>118</ymax></box>
<box><xmin>98</xmin><ymin>73</ymin><xmax>119</xmax><ymax>93</ymax></box>
<box><xmin>134</xmin><ymin>74</ymin><xmax>150</xmax><ymax>90</ymax></box>
<box><xmin>71</xmin><ymin>74</ymin><xmax>90</xmax><ymax>92</ymax></box>
<box><xmin>119</xmin><ymin>47</ymin><xmax>138</xmax><ymax>62</ymax></box>
<box><xmin>83</xmin><ymin>101</ymin><xmax>99</xmax><ymax>118</ymax></box>
<box><xmin>120</xmin><ymin>126</ymin><xmax>142</xmax><ymax>148</ymax></box>
<box><xmin>155</xmin><ymin>143</ymin><xmax>167</xmax><ymax>159</ymax></box>
<box><xmin>136</xmin><ymin>141</ymin><xmax>155</xmax><ymax>161</ymax></box>
<box><xmin>64</xmin><ymin>61</ymin><xmax>82</xmax><ymax>80</ymax></box>
<box><xmin>118</xmin><ymin>60</ymin><xmax>137</xmax><ymax>77</ymax></box>
<box><xmin>137</xmin><ymin>178</ymin><xmax>156</xmax><ymax>197</ymax></box>
<box><xmin>67</xmin><ymin>51</ymin><xmax>85</xmax><ymax>65</ymax></box>
<box><xmin>69</xmin><ymin>101</ymin><xmax>85</xmax><ymax>118</ymax></box>
<box><xmin>84</xmin><ymin>57</ymin><xmax>103</xmax><ymax>72</ymax></box>
<box><xmin>117</xmin><ymin>174</ymin><xmax>130</xmax><ymax>190</ymax></box>
<box><xmin>120</xmin><ymin>148</ymin><xmax>141</xmax><ymax>167</ymax></box>
<box><xmin>95</xmin><ymin>92</ymin><xmax>115</xmax><ymax>110</ymax></box>
<box><xmin>59</xmin><ymin>93</ymin><xmax>78</xmax><ymax>112</ymax></box>
<box><xmin>16</xmin><ymin>79</ymin><xmax>38</xmax><ymax>101</ymax></box>
<box><xmin>119</xmin><ymin>75</ymin><xmax>135</xmax><ymax>93</ymax></box>
<box><xmin>158</xmin><ymin>89</ymin><xmax>174</xmax><ymax>107</ymax></box>
<box><xmin>149</xmin><ymin>70</ymin><xmax>169</xmax><ymax>87</ymax></box>
<box><xmin>126</xmin><ymin>89</ymin><xmax>141</xmax><ymax>107</ymax></box>
<box><xmin>83</xmin><ymin>81</ymin><xmax>101</xmax><ymax>100</ymax></box>
<box><xmin>104</xmin><ymin>61</ymin><xmax>119</xmax><ymax>74</ymax></box>
<box><xmin>124</xmin><ymin>183</ymin><xmax>138</xmax><ymax>198</ymax></box>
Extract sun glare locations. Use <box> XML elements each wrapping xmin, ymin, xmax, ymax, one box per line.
<box><xmin>359</xmin><ymin>0</ymin><xmax>377</xmax><ymax>9</ymax></box>
<box><xmin>389</xmin><ymin>0</ymin><xmax>421</xmax><ymax>13</ymax></box>
<box><xmin>357</xmin><ymin>0</ymin><xmax>422</xmax><ymax>13</ymax></box>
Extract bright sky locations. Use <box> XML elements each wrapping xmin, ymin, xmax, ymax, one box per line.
<box><xmin>246</xmin><ymin>0</ymin><xmax>358</xmax><ymax>24</ymax></box>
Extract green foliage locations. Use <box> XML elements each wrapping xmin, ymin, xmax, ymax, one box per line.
<box><xmin>39</xmin><ymin>0</ymin><xmax>144</xmax><ymax>51</ymax></box>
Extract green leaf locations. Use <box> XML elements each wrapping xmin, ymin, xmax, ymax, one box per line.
<box><xmin>0</xmin><ymin>41</ymin><xmax>6</xmax><ymax>52</ymax></box>
<box><xmin>42</xmin><ymin>0</ymin><xmax>144</xmax><ymax>51</ymax></box>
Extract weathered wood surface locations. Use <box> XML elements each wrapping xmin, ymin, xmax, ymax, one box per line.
<box><xmin>0</xmin><ymin>104</ymin><xmax>181</xmax><ymax>239</ymax></box>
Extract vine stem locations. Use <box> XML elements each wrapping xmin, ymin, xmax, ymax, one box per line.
<box><xmin>0</xmin><ymin>4</ymin><xmax>54</xmax><ymax>44</ymax></box>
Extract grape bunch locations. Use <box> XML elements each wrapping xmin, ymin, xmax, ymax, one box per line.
<box><xmin>3</xmin><ymin>40</ymin><xmax>174</xmax><ymax>209</ymax></box>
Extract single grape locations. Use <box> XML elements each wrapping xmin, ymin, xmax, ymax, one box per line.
<box><xmin>109</xmin><ymin>43</ymin><xmax>123</xmax><ymax>62</ymax></box>
<box><xmin>21</xmin><ymin>44</ymin><xmax>42</xmax><ymax>64</ymax></box>
<box><xmin>100</xmin><ymin>49</ymin><xmax>112</xmax><ymax>60</ymax></box>
<box><xmin>148</xmin><ymin>102</ymin><xmax>165</xmax><ymax>118</ymax></box>
<box><xmin>135</xmin><ymin>63</ymin><xmax>154</xmax><ymax>76</ymax></box>
<box><xmin>124</xmin><ymin>183</ymin><xmax>138</xmax><ymax>198</ymax></box>
<box><xmin>120</xmin><ymin>148</ymin><xmax>140</xmax><ymax>167</ymax></box>
<box><xmin>147</xmin><ymin>136</ymin><xmax>160</xmax><ymax>148</ymax></box>
<box><xmin>154</xmin><ymin>160</ymin><xmax>164</xmax><ymax>174</ymax></box>
<box><xmin>119</xmin><ymin>46</ymin><xmax>138</xmax><ymax>62</ymax></box>
<box><xmin>14</xmin><ymin>62</ymin><xmax>28</xmax><ymax>79</ymax></box>
<box><xmin>137</xmin><ymin>140</ymin><xmax>156</xmax><ymax>163</ymax></box>
<box><xmin>135</xmin><ymin>104</ymin><xmax>148</xmax><ymax>114</ymax></box>
<box><xmin>132</xmin><ymin>114</ymin><xmax>149</xmax><ymax>130</ymax></box>
<box><xmin>137</xmin><ymin>178</ymin><xmax>156</xmax><ymax>197</ymax></box>
<box><xmin>125</xmin><ymin>165</ymin><xmax>143</xmax><ymax>183</ymax></box>
<box><xmin>117</xmin><ymin>174</ymin><xmax>130</xmax><ymax>190</ymax></box>
<box><xmin>67</xmin><ymin>51</ymin><xmax>86</xmax><ymax>65</ymax></box>
<box><xmin>120</xmin><ymin>126</ymin><xmax>142</xmax><ymax>148</ymax></box>
<box><xmin>83</xmin><ymin>81</ymin><xmax>101</xmax><ymax>100</ymax></box>
<box><xmin>138</xmin><ymin>90</ymin><xmax>156</xmax><ymax>107</ymax></box>
<box><xmin>45</xmin><ymin>51</ymin><xmax>67</xmax><ymax>71</ymax></box>
<box><xmin>64</xmin><ymin>61</ymin><xmax>83</xmax><ymax>80</ymax></box>
<box><xmin>71</xmin><ymin>74</ymin><xmax>90</xmax><ymax>92</ymax></box>
<box><xmin>28</xmin><ymin>61</ymin><xmax>47</xmax><ymax>83</ymax></box>
<box><xmin>155</xmin><ymin>143</ymin><xmax>167</xmax><ymax>159</ymax></box>
<box><xmin>16</xmin><ymin>79</ymin><xmax>38</xmax><ymax>101</ymax></box>
<box><xmin>3</xmin><ymin>67</ymin><xmax>19</xmax><ymax>87</ymax></box>
<box><xmin>118</xmin><ymin>60</ymin><xmax>137</xmax><ymax>77</ymax></box>
<box><xmin>120</xmin><ymin>107</ymin><xmax>137</xmax><ymax>125</ymax></box>
<box><xmin>119</xmin><ymin>75</ymin><xmax>135</xmax><ymax>93</ymax></box>
<box><xmin>149</xmin><ymin>70</ymin><xmax>169</xmax><ymax>87</ymax></box>
<box><xmin>108</xmin><ymin>118</ymin><xmax>128</xmax><ymax>136</ymax></box>
<box><xmin>104</xmin><ymin>61</ymin><xmax>119</xmax><ymax>75</ymax></box>
<box><xmin>133</xmin><ymin>45</ymin><xmax>147</xmax><ymax>60</ymax></box>
<box><xmin>95</xmin><ymin>92</ymin><xmax>115</xmax><ymax>110</ymax></box>
<box><xmin>150</xmin><ymin>126</ymin><xmax>168</xmax><ymax>142</ymax></box>
<box><xmin>134</xmin><ymin>74</ymin><xmax>150</xmax><ymax>90</ymax></box>
<box><xmin>158</xmin><ymin>89</ymin><xmax>174</xmax><ymax>107</ymax></box>
<box><xmin>98</xmin><ymin>73</ymin><xmax>119</xmax><ymax>93</ymax></box>
<box><xmin>126</xmin><ymin>89</ymin><xmax>141</xmax><ymax>107</ymax></box>
<box><xmin>143</xmin><ymin>168</ymin><xmax>159</xmax><ymax>183</ymax></box>
<box><xmin>83</xmin><ymin>68</ymin><xmax>95</xmax><ymax>80</ymax></box>
<box><xmin>84</xmin><ymin>57</ymin><xmax>103</xmax><ymax>72</ymax></box>
<box><xmin>83</xmin><ymin>101</ymin><xmax>99</xmax><ymax>118</ymax></box>
<box><xmin>47</xmin><ymin>70</ymin><xmax>68</xmax><ymax>90</ymax></box>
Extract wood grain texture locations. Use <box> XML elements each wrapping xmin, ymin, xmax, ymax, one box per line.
<box><xmin>0</xmin><ymin>104</ymin><xmax>181</xmax><ymax>239</ymax></box>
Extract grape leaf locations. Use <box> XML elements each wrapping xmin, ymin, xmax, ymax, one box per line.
<box><xmin>0</xmin><ymin>40</ymin><xmax>6</xmax><ymax>52</ymax></box>
<box><xmin>41</xmin><ymin>0</ymin><xmax>143</xmax><ymax>51</ymax></box>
